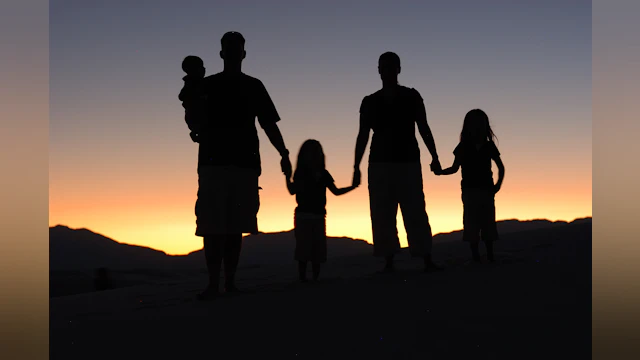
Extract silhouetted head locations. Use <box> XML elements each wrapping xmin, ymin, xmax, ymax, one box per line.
<box><xmin>295</xmin><ymin>139</ymin><xmax>326</xmax><ymax>177</ymax></box>
<box><xmin>378</xmin><ymin>52</ymin><xmax>401</xmax><ymax>84</ymax></box>
<box><xmin>182</xmin><ymin>55</ymin><xmax>205</xmax><ymax>78</ymax></box>
<box><xmin>460</xmin><ymin>109</ymin><xmax>497</xmax><ymax>144</ymax></box>
<box><xmin>220</xmin><ymin>31</ymin><xmax>246</xmax><ymax>65</ymax></box>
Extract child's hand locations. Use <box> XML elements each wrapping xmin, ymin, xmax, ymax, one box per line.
<box><xmin>493</xmin><ymin>184</ymin><xmax>501</xmax><ymax>194</ymax></box>
<box><xmin>430</xmin><ymin>159</ymin><xmax>442</xmax><ymax>173</ymax></box>
<box><xmin>352</xmin><ymin>174</ymin><xmax>361</xmax><ymax>187</ymax></box>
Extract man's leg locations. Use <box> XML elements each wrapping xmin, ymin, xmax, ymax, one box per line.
<box><xmin>397</xmin><ymin>162</ymin><xmax>443</xmax><ymax>272</ymax></box>
<box><xmin>199</xmin><ymin>235</ymin><xmax>224</xmax><ymax>300</ymax></box>
<box><xmin>223</xmin><ymin>233</ymin><xmax>243</xmax><ymax>292</ymax></box>
<box><xmin>195</xmin><ymin>165</ymin><xmax>228</xmax><ymax>300</ymax></box>
<box><xmin>368</xmin><ymin>163</ymin><xmax>401</xmax><ymax>271</ymax></box>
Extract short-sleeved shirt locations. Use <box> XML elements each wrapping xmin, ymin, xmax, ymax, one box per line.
<box><xmin>293</xmin><ymin>169</ymin><xmax>335</xmax><ymax>215</ymax></box>
<box><xmin>359</xmin><ymin>86</ymin><xmax>424</xmax><ymax>163</ymax></box>
<box><xmin>190</xmin><ymin>72</ymin><xmax>281</xmax><ymax>171</ymax></box>
<box><xmin>453</xmin><ymin>140</ymin><xmax>501</xmax><ymax>189</ymax></box>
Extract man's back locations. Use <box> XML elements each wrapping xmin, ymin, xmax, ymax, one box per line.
<box><xmin>197</xmin><ymin>71</ymin><xmax>280</xmax><ymax>171</ymax></box>
<box><xmin>361</xmin><ymin>85</ymin><xmax>422</xmax><ymax>163</ymax></box>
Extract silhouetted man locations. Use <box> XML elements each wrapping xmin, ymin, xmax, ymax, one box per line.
<box><xmin>181</xmin><ymin>31</ymin><xmax>292</xmax><ymax>300</ymax></box>
<box><xmin>353</xmin><ymin>52</ymin><xmax>443</xmax><ymax>273</ymax></box>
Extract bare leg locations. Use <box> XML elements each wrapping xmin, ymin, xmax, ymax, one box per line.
<box><xmin>424</xmin><ymin>252</ymin><xmax>444</xmax><ymax>272</ymax></box>
<box><xmin>298</xmin><ymin>261</ymin><xmax>308</xmax><ymax>282</ymax></box>
<box><xmin>485</xmin><ymin>241</ymin><xmax>495</xmax><ymax>262</ymax></box>
<box><xmin>223</xmin><ymin>233</ymin><xmax>243</xmax><ymax>292</ymax></box>
<box><xmin>385</xmin><ymin>255</ymin><xmax>395</xmax><ymax>272</ymax></box>
<box><xmin>470</xmin><ymin>242</ymin><xmax>481</xmax><ymax>262</ymax></box>
<box><xmin>312</xmin><ymin>262</ymin><xmax>321</xmax><ymax>281</ymax></box>
<box><xmin>198</xmin><ymin>235</ymin><xmax>224</xmax><ymax>300</ymax></box>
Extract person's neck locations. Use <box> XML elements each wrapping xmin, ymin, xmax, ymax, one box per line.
<box><xmin>382</xmin><ymin>80</ymin><xmax>398</xmax><ymax>90</ymax></box>
<box><xmin>223</xmin><ymin>62</ymin><xmax>242</xmax><ymax>74</ymax></box>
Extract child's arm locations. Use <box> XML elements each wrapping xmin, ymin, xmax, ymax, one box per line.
<box><xmin>436</xmin><ymin>156</ymin><xmax>461</xmax><ymax>175</ymax></box>
<box><xmin>493</xmin><ymin>155</ymin><xmax>505</xmax><ymax>193</ymax></box>
<box><xmin>327</xmin><ymin>182</ymin><xmax>357</xmax><ymax>196</ymax></box>
<box><xmin>285</xmin><ymin>177</ymin><xmax>296</xmax><ymax>195</ymax></box>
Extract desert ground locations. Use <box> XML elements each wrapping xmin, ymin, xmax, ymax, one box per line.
<box><xmin>50</xmin><ymin>221</ymin><xmax>591</xmax><ymax>359</ymax></box>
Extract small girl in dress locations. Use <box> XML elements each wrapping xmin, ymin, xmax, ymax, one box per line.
<box><xmin>434</xmin><ymin>109</ymin><xmax>505</xmax><ymax>263</ymax></box>
<box><xmin>286</xmin><ymin>139</ymin><xmax>359</xmax><ymax>282</ymax></box>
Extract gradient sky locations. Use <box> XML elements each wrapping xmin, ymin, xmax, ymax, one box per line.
<box><xmin>49</xmin><ymin>0</ymin><xmax>592</xmax><ymax>255</ymax></box>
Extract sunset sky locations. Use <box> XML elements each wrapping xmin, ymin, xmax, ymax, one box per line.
<box><xmin>49</xmin><ymin>0</ymin><xmax>592</xmax><ymax>255</ymax></box>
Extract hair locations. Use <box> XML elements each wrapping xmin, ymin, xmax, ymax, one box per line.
<box><xmin>460</xmin><ymin>109</ymin><xmax>498</xmax><ymax>144</ymax></box>
<box><xmin>182</xmin><ymin>55</ymin><xmax>203</xmax><ymax>74</ymax></box>
<box><xmin>378</xmin><ymin>52</ymin><xmax>401</xmax><ymax>84</ymax></box>
<box><xmin>293</xmin><ymin>139</ymin><xmax>325</xmax><ymax>181</ymax></box>
<box><xmin>379</xmin><ymin>52</ymin><xmax>401</xmax><ymax>68</ymax></box>
<box><xmin>221</xmin><ymin>31</ymin><xmax>246</xmax><ymax>48</ymax></box>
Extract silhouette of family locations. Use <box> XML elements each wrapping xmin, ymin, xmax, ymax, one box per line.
<box><xmin>179</xmin><ymin>32</ymin><xmax>506</xmax><ymax>301</ymax></box>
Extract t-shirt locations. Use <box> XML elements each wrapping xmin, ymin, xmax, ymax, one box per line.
<box><xmin>453</xmin><ymin>140</ymin><xmax>501</xmax><ymax>189</ymax></box>
<box><xmin>185</xmin><ymin>71</ymin><xmax>281</xmax><ymax>171</ymax></box>
<box><xmin>293</xmin><ymin>169</ymin><xmax>335</xmax><ymax>215</ymax></box>
<box><xmin>359</xmin><ymin>86</ymin><xmax>425</xmax><ymax>163</ymax></box>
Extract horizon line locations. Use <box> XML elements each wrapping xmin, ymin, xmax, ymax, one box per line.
<box><xmin>50</xmin><ymin>215</ymin><xmax>592</xmax><ymax>256</ymax></box>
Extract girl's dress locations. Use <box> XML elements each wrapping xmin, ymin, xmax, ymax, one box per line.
<box><xmin>453</xmin><ymin>140</ymin><xmax>501</xmax><ymax>243</ymax></box>
<box><xmin>293</xmin><ymin>169</ymin><xmax>335</xmax><ymax>263</ymax></box>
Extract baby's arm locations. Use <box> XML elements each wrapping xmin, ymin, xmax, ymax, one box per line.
<box><xmin>436</xmin><ymin>156</ymin><xmax>461</xmax><ymax>175</ymax></box>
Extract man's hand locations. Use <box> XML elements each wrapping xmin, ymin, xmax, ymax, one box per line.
<box><xmin>430</xmin><ymin>158</ymin><xmax>441</xmax><ymax>173</ymax></box>
<box><xmin>281</xmin><ymin>154</ymin><xmax>292</xmax><ymax>178</ymax></box>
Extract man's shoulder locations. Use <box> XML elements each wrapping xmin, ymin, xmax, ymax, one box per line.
<box><xmin>400</xmin><ymin>86</ymin><xmax>422</xmax><ymax>99</ymax></box>
<box><xmin>362</xmin><ymin>89</ymin><xmax>382</xmax><ymax>104</ymax></box>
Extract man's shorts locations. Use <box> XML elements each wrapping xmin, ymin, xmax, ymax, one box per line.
<box><xmin>195</xmin><ymin>165</ymin><xmax>260</xmax><ymax>236</ymax></box>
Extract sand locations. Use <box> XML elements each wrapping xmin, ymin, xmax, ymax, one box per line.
<box><xmin>50</xmin><ymin>223</ymin><xmax>591</xmax><ymax>359</ymax></box>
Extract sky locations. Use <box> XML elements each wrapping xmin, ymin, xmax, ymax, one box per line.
<box><xmin>49</xmin><ymin>0</ymin><xmax>592</xmax><ymax>255</ymax></box>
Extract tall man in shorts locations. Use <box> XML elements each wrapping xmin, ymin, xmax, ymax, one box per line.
<box><xmin>182</xmin><ymin>31</ymin><xmax>292</xmax><ymax>300</ymax></box>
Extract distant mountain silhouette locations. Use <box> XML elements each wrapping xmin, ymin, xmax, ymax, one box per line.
<box><xmin>50</xmin><ymin>218</ymin><xmax>591</xmax><ymax>271</ymax></box>
<box><xmin>49</xmin><ymin>218</ymin><xmax>591</xmax><ymax>297</ymax></box>
<box><xmin>49</xmin><ymin>225</ymin><xmax>372</xmax><ymax>271</ymax></box>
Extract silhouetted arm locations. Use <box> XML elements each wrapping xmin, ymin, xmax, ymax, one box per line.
<box><xmin>286</xmin><ymin>177</ymin><xmax>296</xmax><ymax>195</ymax></box>
<box><xmin>414</xmin><ymin>91</ymin><xmax>439</xmax><ymax>163</ymax></box>
<box><xmin>262</xmin><ymin>122</ymin><xmax>289</xmax><ymax>157</ymax></box>
<box><xmin>328</xmin><ymin>182</ymin><xmax>357</xmax><ymax>196</ymax></box>
<box><xmin>256</xmin><ymin>80</ymin><xmax>292</xmax><ymax>176</ymax></box>
<box><xmin>438</xmin><ymin>157</ymin><xmax>460</xmax><ymax>175</ymax></box>
<box><xmin>354</xmin><ymin>99</ymin><xmax>371</xmax><ymax>170</ymax></box>
<box><xmin>493</xmin><ymin>155</ymin><xmax>505</xmax><ymax>192</ymax></box>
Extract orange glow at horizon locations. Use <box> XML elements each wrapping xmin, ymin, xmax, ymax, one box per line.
<box><xmin>49</xmin><ymin>150</ymin><xmax>591</xmax><ymax>255</ymax></box>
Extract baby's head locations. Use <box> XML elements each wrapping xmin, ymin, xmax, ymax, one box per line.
<box><xmin>182</xmin><ymin>55</ymin><xmax>205</xmax><ymax>78</ymax></box>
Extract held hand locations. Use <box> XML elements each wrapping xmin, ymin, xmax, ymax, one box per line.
<box><xmin>281</xmin><ymin>154</ymin><xmax>292</xmax><ymax>178</ymax></box>
<box><xmin>493</xmin><ymin>184</ymin><xmax>501</xmax><ymax>194</ymax></box>
<box><xmin>429</xmin><ymin>158</ymin><xmax>441</xmax><ymax>173</ymax></box>
<box><xmin>352</xmin><ymin>168</ymin><xmax>361</xmax><ymax>187</ymax></box>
